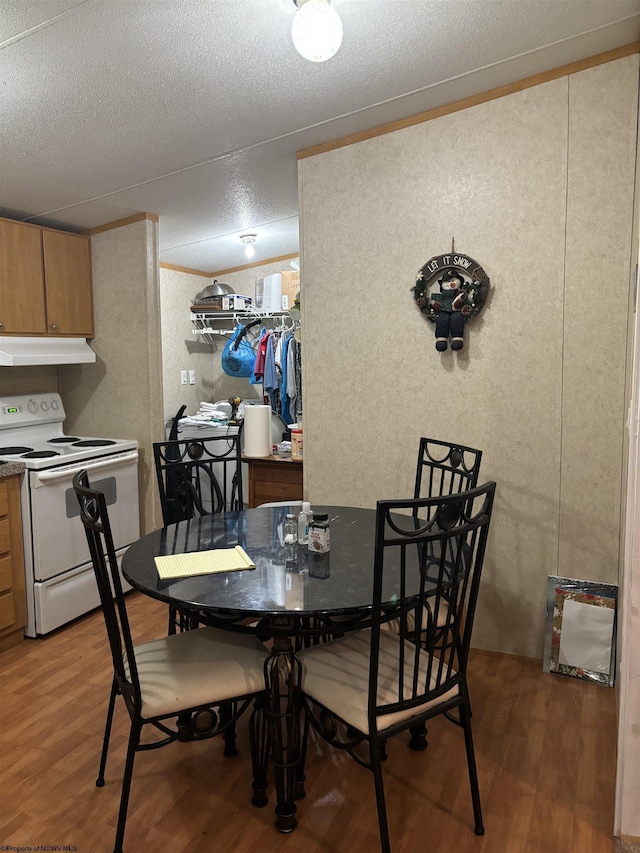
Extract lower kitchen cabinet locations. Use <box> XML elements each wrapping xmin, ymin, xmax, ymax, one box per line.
<box><xmin>0</xmin><ymin>475</ymin><xmax>27</xmax><ymax>651</ymax></box>
<box><xmin>244</xmin><ymin>456</ymin><xmax>303</xmax><ymax>508</ymax></box>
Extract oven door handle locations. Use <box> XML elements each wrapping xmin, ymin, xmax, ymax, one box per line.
<box><xmin>35</xmin><ymin>451</ymin><xmax>139</xmax><ymax>484</ymax></box>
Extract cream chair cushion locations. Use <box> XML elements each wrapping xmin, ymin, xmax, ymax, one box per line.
<box><xmin>299</xmin><ymin>628</ymin><xmax>458</xmax><ymax>735</ymax></box>
<box><xmin>124</xmin><ymin>626</ymin><xmax>267</xmax><ymax>718</ymax></box>
<box><xmin>382</xmin><ymin>600</ymin><xmax>449</xmax><ymax>636</ymax></box>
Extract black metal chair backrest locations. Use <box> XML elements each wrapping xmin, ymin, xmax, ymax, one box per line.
<box><xmin>153</xmin><ymin>433</ymin><xmax>244</xmax><ymax>526</ymax></box>
<box><xmin>73</xmin><ymin>470</ymin><xmax>142</xmax><ymax>714</ymax></box>
<box><xmin>368</xmin><ymin>482</ymin><xmax>495</xmax><ymax>735</ymax></box>
<box><xmin>414</xmin><ymin>438</ymin><xmax>482</xmax><ymax>521</ymax></box>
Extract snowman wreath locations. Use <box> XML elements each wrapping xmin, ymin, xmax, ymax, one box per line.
<box><xmin>411</xmin><ymin>252</ymin><xmax>490</xmax><ymax>352</ymax></box>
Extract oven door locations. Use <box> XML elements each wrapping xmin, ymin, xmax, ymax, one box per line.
<box><xmin>29</xmin><ymin>450</ymin><xmax>140</xmax><ymax>582</ymax></box>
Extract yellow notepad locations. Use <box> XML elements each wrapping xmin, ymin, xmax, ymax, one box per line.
<box><xmin>154</xmin><ymin>545</ymin><xmax>255</xmax><ymax>579</ymax></box>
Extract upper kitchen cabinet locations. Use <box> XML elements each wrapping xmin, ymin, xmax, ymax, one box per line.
<box><xmin>0</xmin><ymin>218</ymin><xmax>47</xmax><ymax>335</ymax></box>
<box><xmin>0</xmin><ymin>217</ymin><xmax>94</xmax><ymax>337</ymax></box>
<box><xmin>42</xmin><ymin>229</ymin><xmax>94</xmax><ymax>336</ymax></box>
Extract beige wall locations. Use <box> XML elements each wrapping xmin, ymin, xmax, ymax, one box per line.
<box><xmin>0</xmin><ymin>366</ymin><xmax>59</xmax><ymax>396</ymax></box>
<box><xmin>298</xmin><ymin>55</ymin><xmax>638</xmax><ymax>658</ymax></box>
<box><xmin>160</xmin><ymin>268</ymin><xmax>215</xmax><ymax>422</ymax></box>
<box><xmin>60</xmin><ymin>219</ymin><xmax>164</xmax><ymax>534</ymax></box>
<box><xmin>160</xmin><ymin>259</ymin><xmax>299</xmax><ymax>419</ymax></box>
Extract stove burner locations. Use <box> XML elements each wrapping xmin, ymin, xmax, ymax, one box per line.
<box><xmin>0</xmin><ymin>446</ymin><xmax>34</xmax><ymax>454</ymax></box>
<box><xmin>72</xmin><ymin>439</ymin><xmax>117</xmax><ymax>447</ymax></box>
<box><xmin>48</xmin><ymin>437</ymin><xmax>80</xmax><ymax>443</ymax></box>
<box><xmin>22</xmin><ymin>450</ymin><xmax>60</xmax><ymax>458</ymax></box>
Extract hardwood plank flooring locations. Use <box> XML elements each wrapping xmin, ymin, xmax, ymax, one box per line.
<box><xmin>0</xmin><ymin>593</ymin><xmax>617</xmax><ymax>853</ymax></box>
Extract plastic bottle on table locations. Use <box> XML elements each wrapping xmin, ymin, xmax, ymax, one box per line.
<box><xmin>297</xmin><ymin>501</ymin><xmax>312</xmax><ymax>544</ymax></box>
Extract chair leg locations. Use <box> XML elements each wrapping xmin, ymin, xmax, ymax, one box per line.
<box><xmin>460</xmin><ymin>698</ymin><xmax>484</xmax><ymax>836</ymax></box>
<box><xmin>249</xmin><ymin>692</ymin><xmax>270</xmax><ymax>808</ymax></box>
<box><xmin>220</xmin><ymin>702</ymin><xmax>238</xmax><ymax>757</ymax></box>
<box><xmin>370</xmin><ymin>737</ymin><xmax>391</xmax><ymax>853</ymax></box>
<box><xmin>113</xmin><ymin>719</ymin><xmax>142</xmax><ymax>853</ymax></box>
<box><xmin>408</xmin><ymin>721</ymin><xmax>428</xmax><ymax>751</ymax></box>
<box><xmin>294</xmin><ymin>709</ymin><xmax>310</xmax><ymax>800</ymax></box>
<box><xmin>97</xmin><ymin>677</ymin><xmax>118</xmax><ymax>787</ymax></box>
<box><xmin>167</xmin><ymin>603</ymin><xmax>178</xmax><ymax>635</ymax></box>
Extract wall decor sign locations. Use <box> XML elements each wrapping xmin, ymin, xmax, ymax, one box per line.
<box><xmin>411</xmin><ymin>252</ymin><xmax>490</xmax><ymax>352</ymax></box>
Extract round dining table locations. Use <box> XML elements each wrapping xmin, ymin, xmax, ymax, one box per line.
<box><xmin>121</xmin><ymin>503</ymin><xmax>434</xmax><ymax>832</ymax></box>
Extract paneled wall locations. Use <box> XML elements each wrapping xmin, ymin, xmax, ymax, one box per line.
<box><xmin>60</xmin><ymin>219</ymin><xmax>164</xmax><ymax>534</ymax></box>
<box><xmin>160</xmin><ymin>268</ymin><xmax>215</xmax><ymax>422</ymax></box>
<box><xmin>0</xmin><ymin>366</ymin><xmax>58</xmax><ymax>396</ymax></box>
<box><xmin>298</xmin><ymin>55</ymin><xmax>638</xmax><ymax>658</ymax></box>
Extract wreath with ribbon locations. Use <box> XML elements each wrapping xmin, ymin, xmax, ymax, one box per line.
<box><xmin>411</xmin><ymin>253</ymin><xmax>490</xmax><ymax>324</ymax></box>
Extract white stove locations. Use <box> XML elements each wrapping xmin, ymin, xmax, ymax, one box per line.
<box><xmin>0</xmin><ymin>393</ymin><xmax>137</xmax><ymax>469</ymax></box>
<box><xmin>0</xmin><ymin>393</ymin><xmax>140</xmax><ymax>637</ymax></box>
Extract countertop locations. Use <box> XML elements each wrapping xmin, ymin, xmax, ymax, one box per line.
<box><xmin>0</xmin><ymin>462</ymin><xmax>26</xmax><ymax>479</ymax></box>
<box><xmin>242</xmin><ymin>454</ymin><xmax>303</xmax><ymax>464</ymax></box>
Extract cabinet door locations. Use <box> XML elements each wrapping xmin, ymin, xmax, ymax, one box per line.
<box><xmin>0</xmin><ymin>476</ymin><xmax>26</xmax><ymax>644</ymax></box>
<box><xmin>0</xmin><ymin>219</ymin><xmax>47</xmax><ymax>334</ymax></box>
<box><xmin>42</xmin><ymin>230</ymin><xmax>94</xmax><ymax>336</ymax></box>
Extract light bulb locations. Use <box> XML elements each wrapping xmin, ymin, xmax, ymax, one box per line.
<box><xmin>292</xmin><ymin>0</ymin><xmax>343</xmax><ymax>63</ymax></box>
<box><xmin>240</xmin><ymin>233</ymin><xmax>257</xmax><ymax>259</ymax></box>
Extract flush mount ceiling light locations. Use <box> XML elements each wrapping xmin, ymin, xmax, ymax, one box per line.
<box><xmin>292</xmin><ymin>0</ymin><xmax>343</xmax><ymax>63</ymax></box>
<box><xmin>240</xmin><ymin>233</ymin><xmax>257</xmax><ymax>259</ymax></box>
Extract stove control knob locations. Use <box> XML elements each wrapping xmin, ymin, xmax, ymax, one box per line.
<box><xmin>41</xmin><ymin>401</ymin><xmax>49</xmax><ymax>412</ymax></box>
<box><xmin>51</xmin><ymin>399</ymin><xmax>59</xmax><ymax>411</ymax></box>
<box><xmin>28</xmin><ymin>400</ymin><xmax>38</xmax><ymax>414</ymax></box>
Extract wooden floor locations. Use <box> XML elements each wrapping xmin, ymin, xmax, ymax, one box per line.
<box><xmin>0</xmin><ymin>593</ymin><xmax>617</xmax><ymax>853</ymax></box>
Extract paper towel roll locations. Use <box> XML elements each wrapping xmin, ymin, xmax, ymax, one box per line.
<box><xmin>243</xmin><ymin>405</ymin><xmax>272</xmax><ymax>458</ymax></box>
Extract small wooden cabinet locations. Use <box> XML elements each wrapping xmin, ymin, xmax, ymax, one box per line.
<box><xmin>0</xmin><ymin>475</ymin><xmax>27</xmax><ymax>651</ymax></box>
<box><xmin>0</xmin><ymin>216</ymin><xmax>94</xmax><ymax>337</ymax></box>
<box><xmin>245</xmin><ymin>456</ymin><xmax>303</xmax><ymax>508</ymax></box>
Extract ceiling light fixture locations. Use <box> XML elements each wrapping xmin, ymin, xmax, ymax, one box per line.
<box><xmin>292</xmin><ymin>0</ymin><xmax>343</xmax><ymax>63</ymax></box>
<box><xmin>240</xmin><ymin>233</ymin><xmax>257</xmax><ymax>259</ymax></box>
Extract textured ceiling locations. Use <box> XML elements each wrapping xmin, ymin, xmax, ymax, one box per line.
<box><xmin>1</xmin><ymin>0</ymin><xmax>639</xmax><ymax>273</ymax></box>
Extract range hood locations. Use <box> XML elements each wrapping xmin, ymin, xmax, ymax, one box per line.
<box><xmin>0</xmin><ymin>336</ymin><xmax>96</xmax><ymax>366</ymax></box>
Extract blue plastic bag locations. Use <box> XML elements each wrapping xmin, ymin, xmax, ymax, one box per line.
<box><xmin>221</xmin><ymin>323</ymin><xmax>256</xmax><ymax>378</ymax></box>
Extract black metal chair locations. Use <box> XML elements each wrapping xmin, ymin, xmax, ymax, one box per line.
<box><xmin>298</xmin><ymin>482</ymin><xmax>496</xmax><ymax>853</ymax></box>
<box><xmin>403</xmin><ymin>437</ymin><xmax>483</xmax><ymax>645</ymax></box>
<box><xmin>153</xmin><ymin>432</ymin><xmax>244</xmax><ymax>526</ymax></box>
<box><xmin>414</xmin><ymin>437</ymin><xmax>482</xmax><ymax>506</ymax></box>
<box><xmin>153</xmin><ymin>433</ymin><xmax>244</xmax><ymax>632</ymax></box>
<box><xmin>73</xmin><ymin>470</ymin><xmax>268</xmax><ymax>853</ymax></box>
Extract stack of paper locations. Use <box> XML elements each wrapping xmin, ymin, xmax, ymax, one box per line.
<box><xmin>155</xmin><ymin>545</ymin><xmax>255</xmax><ymax>579</ymax></box>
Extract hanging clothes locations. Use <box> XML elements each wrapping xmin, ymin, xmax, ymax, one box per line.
<box><xmin>279</xmin><ymin>332</ymin><xmax>294</xmax><ymax>425</ymax></box>
<box><xmin>286</xmin><ymin>337</ymin><xmax>300</xmax><ymax>421</ymax></box>
<box><xmin>250</xmin><ymin>326</ymin><xmax>268</xmax><ymax>384</ymax></box>
<box><xmin>262</xmin><ymin>333</ymin><xmax>281</xmax><ymax>414</ymax></box>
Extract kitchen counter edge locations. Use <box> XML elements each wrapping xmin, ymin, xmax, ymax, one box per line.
<box><xmin>0</xmin><ymin>462</ymin><xmax>26</xmax><ymax>479</ymax></box>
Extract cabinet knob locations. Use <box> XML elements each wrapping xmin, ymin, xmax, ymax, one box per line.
<box><xmin>51</xmin><ymin>324</ymin><xmax>58</xmax><ymax>331</ymax></box>
<box><xmin>0</xmin><ymin>322</ymin><xmax>4</xmax><ymax>330</ymax></box>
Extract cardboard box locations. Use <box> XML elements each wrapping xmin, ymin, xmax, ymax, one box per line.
<box><xmin>281</xmin><ymin>270</ymin><xmax>300</xmax><ymax>311</ymax></box>
<box><xmin>222</xmin><ymin>295</ymin><xmax>252</xmax><ymax>310</ymax></box>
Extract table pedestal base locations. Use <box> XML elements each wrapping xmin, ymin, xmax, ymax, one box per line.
<box><xmin>265</xmin><ymin>635</ymin><xmax>303</xmax><ymax>832</ymax></box>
